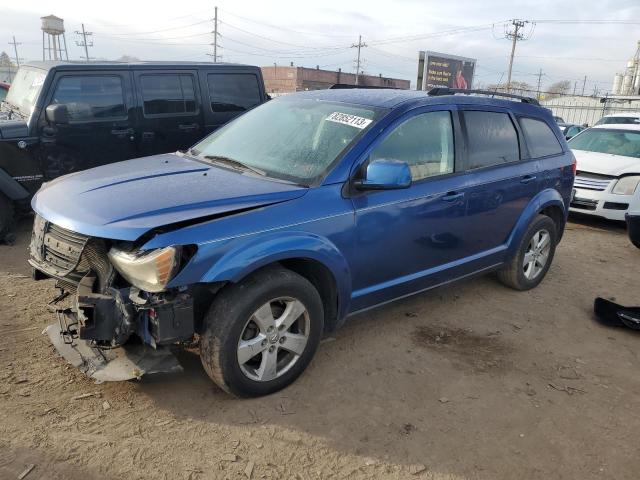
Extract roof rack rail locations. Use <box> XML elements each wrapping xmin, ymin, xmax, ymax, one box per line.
<box><xmin>427</xmin><ymin>87</ymin><xmax>540</xmax><ymax>106</ymax></box>
<box><xmin>329</xmin><ymin>83</ymin><xmax>397</xmax><ymax>90</ymax></box>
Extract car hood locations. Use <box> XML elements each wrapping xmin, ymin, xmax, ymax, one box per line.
<box><xmin>32</xmin><ymin>153</ymin><xmax>308</xmax><ymax>241</ymax></box>
<box><xmin>573</xmin><ymin>149</ymin><xmax>640</xmax><ymax>176</ymax></box>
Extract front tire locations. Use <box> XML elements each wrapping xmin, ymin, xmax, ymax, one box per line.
<box><xmin>200</xmin><ymin>266</ymin><xmax>324</xmax><ymax>397</ymax></box>
<box><xmin>497</xmin><ymin>214</ymin><xmax>557</xmax><ymax>290</ymax></box>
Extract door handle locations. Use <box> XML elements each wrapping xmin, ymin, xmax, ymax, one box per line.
<box><xmin>111</xmin><ymin>128</ymin><xmax>134</xmax><ymax>139</ymax></box>
<box><xmin>520</xmin><ymin>175</ymin><xmax>537</xmax><ymax>184</ymax></box>
<box><xmin>178</xmin><ymin>123</ymin><xmax>199</xmax><ymax>131</ymax></box>
<box><xmin>441</xmin><ymin>191</ymin><xmax>465</xmax><ymax>202</ymax></box>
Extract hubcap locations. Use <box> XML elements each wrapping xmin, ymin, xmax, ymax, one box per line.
<box><xmin>523</xmin><ymin>229</ymin><xmax>551</xmax><ymax>280</ymax></box>
<box><xmin>237</xmin><ymin>297</ymin><xmax>310</xmax><ymax>382</ymax></box>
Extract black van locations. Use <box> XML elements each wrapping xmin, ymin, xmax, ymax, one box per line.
<box><xmin>0</xmin><ymin>61</ymin><xmax>268</xmax><ymax>239</ymax></box>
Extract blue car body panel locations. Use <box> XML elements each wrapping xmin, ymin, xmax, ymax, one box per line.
<box><xmin>31</xmin><ymin>89</ymin><xmax>575</xmax><ymax>325</ymax></box>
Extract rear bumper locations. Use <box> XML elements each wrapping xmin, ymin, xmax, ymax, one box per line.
<box><xmin>569</xmin><ymin>187</ymin><xmax>631</xmax><ymax>221</ymax></box>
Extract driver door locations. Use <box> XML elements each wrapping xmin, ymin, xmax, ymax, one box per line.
<box><xmin>350</xmin><ymin>108</ymin><xmax>470</xmax><ymax>311</ymax></box>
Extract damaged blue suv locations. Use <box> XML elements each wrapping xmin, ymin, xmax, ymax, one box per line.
<box><xmin>29</xmin><ymin>88</ymin><xmax>575</xmax><ymax>397</ymax></box>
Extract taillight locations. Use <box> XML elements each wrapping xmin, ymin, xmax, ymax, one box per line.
<box><xmin>571</xmin><ymin>156</ymin><xmax>577</xmax><ymax>175</ymax></box>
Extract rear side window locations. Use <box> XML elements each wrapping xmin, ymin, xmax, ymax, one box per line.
<box><xmin>140</xmin><ymin>74</ymin><xmax>196</xmax><ymax>116</ymax></box>
<box><xmin>462</xmin><ymin>111</ymin><xmax>520</xmax><ymax>169</ymax></box>
<box><xmin>52</xmin><ymin>75</ymin><xmax>126</xmax><ymax>121</ymax></box>
<box><xmin>519</xmin><ymin>117</ymin><xmax>563</xmax><ymax>157</ymax></box>
<box><xmin>207</xmin><ymin>73</ymin><xmax>261</xmax><ymax>112</ymax></box>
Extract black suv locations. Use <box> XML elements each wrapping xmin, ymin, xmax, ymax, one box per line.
<box><xmin>0</xmin><ymin>61</ymin><xmax>268</xmax><ymax>239</ymax></box>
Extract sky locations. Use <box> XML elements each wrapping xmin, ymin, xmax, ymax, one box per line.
<box><xmin>1</xmin><ymin>0</ymin><xmax>639</xmax><ymax>93</ymax></box>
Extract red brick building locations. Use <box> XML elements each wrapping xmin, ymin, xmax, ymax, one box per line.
<box><xmin>261</xmin><ymin>65</ymin><xmax>410</xmax><ymax>94</ymax></box>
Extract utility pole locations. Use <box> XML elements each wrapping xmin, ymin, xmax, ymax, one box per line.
<box><xmin>351</xmin><ymin>35</ymin><xmax>367</xmax><ymax>85</ymax></box>
<box><xmin>535</xmin><ymin>68</ymin><xmax>544</xmax><ymax>100</ymax></box>
<box><xmin>581</xmin><ymin>75</ymin><xmax>587</xmax><ymax>96</ymax></box>
<box><xmin>213</xmin><ymin>6</ymin><xmax>218</xmax><ymax>62</ymax></box>
<box><xmin>505</xmin><ymin>19</ymin><xmax>528</xmax><ymax>92</ymax></box>
<box><xmin>9</xmin><ymin>36</ymin><xmax>21</xmax><ymax>68</ymax></box>
<box><xmin>573</xmin><ymin>81</ymin><xmax>577</xmax><ymax>95</ymax></box>
<box><xmin>75</xmin><ymin>23</ymin><xmax>93</xmax><ymax>62</ymax></box>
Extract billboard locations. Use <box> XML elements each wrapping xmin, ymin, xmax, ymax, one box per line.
<box><xmin>419</xmin><ymin>51</ymin><xmax>476</xmax><ymax>90</ymax></box>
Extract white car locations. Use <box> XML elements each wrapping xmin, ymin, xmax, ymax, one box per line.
<box><xmin>594</xmin><ymin>112</ymin><xmax>640</xmax><ymax>126</ymax></box>
<box><xmin>627</xmin><ymin>192</ymin><xmax>640</xmax><ymax>248</ymax></box>
<box><xmin>569</xmin><ymin>124</ymin><xmax>640</xmax><ymax>221</ymax></box>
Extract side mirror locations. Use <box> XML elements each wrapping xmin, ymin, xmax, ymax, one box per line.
<box><xmin>45</xmin><ymin>104</ymin><xmax>70</xmax><ymax>124</ymax></box>
<box><xmin>565</xmin><ymin>134</ymin><xmax>574</xmax><ymax>140</ymax></box>
<box><xmin>354</xmin><ymin>158</ymin><xmax>412</xmax><ymax>191</ymax></box>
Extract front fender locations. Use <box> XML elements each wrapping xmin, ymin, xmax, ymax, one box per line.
<box><xmin>506</xmin><ymin>188</ymin><xmax>566</xmax><ymax>260</ymax></box>
<box><xmin>196</xmin><ymin>231</ymin><xmax>353</xmax><ymax>318</ymax></box>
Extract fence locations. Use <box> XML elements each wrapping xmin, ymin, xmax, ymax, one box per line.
<box><xmin>541</xmin><ymin>95</ymin><xmax>640</xmax><ymax>126</ymax></box>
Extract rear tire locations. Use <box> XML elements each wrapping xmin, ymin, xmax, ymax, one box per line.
<box><xmin>200</xmin><ymin>266</ymin><xmax>324</xmax><ymax>397</ymax></box>
<box><xmin>498</xmin><ymin>214</ymin><xmax>557</xmax><ymax>290</ymax></box>
<box><xmin>0</xmin><ymin>193</ymin><xmax>15</xmax><ymax>243</ymax></box>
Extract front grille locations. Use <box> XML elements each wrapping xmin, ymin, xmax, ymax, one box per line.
<box><xmin>30</xmin><ymin>215</ymin><xmax>114</xmax><ymax>292</ymax></box>
<box><xmin>603</xmin><ymin>202</ymin><xmax>629</xmax><ymax>211</ymax></box>
<box><xmin>574</xmin><ymin>172</ymin><xmax>615</xmax><ymax>191</ymax></box>
<box><xmin>571</xmin><ymin>198</ymin><xmax>598</xmax><ymax>211</ymax></box>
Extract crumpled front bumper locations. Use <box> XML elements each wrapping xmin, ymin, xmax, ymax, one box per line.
<box><xmin>44</xmin><ymin>316</ymin><xmax>183</xmax><ymax>382</ymax></box>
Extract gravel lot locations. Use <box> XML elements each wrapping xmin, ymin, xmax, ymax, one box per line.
<box><xmin>1</xmin><ymin>216</ymin><xmax>639</xmax><ymax>480</ymax></box>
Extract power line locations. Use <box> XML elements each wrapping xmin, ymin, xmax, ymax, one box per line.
<box><xmin>93</xmin><ymin>19</ymin><xmax>212</xmax><ymax>37</ymax></box>
<box><xmin>352</xmin><ymin>35</ymin><xmax>367</xmax><ymax>85</ymax></box>
<box><xmin>504</xmin><ymin>19</ymin><xmax>533</xmax><ymax>91</ymax></box>
<box><xmin>75</xmin><ymin>23</ymin><xmax>94</xmax><ymax>62</ymax></box>
<box><xmin>8</xmin><ymin>36</ymin><xmax>21</xmax><ymax>67</ymax></box>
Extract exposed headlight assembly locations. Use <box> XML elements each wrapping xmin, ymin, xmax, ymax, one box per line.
<box><xmin>108</xmin><ymin>246</ymin><xmax>181</xmax><ymax>293</ymax></box>
<box><xmin>612</xmin><ymin>175</ymin><xmax>640</xmax><ymax>195</ymax></box>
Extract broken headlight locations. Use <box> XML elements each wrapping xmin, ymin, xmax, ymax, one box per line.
<box><xmin>108</xmin><ymin>246</ymin><xmax>181</xmax><ymax>293</ymax></box>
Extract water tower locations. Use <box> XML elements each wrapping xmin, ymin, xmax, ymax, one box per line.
<box><xmin>41</xmin><ymin>15</ymin><xmax>69</xmax><ymax>61</ymax></box>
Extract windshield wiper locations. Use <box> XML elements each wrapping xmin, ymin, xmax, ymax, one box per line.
<box><xmin>202</xmin><ymin>155</ymin><xmax>266</xmax><ymax>176</ymax></box>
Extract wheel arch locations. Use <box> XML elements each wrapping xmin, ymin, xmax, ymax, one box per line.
<box><xmin>198</xmin><ymin>232</ymin><xmax>352</xmax><ymax>330</ymax></box>
<box><xmin>506</xmin><ymin>188</ymin><xmax>567</xmax><ymax>260</ymax></box>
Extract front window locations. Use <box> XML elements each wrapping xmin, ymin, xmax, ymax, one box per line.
<box><xmin>191</xmin><ymin>97</ymin><xmax>384</xmax><ymax>185</ymax></box>
<box><xmin>568</xmin><ymin>129</ymin><xmax>640</xmax><ymax>158</ymax></box>
<box><xmin>4</xmin><ymin>67</ymin><xmax>47</xmax><ymax>116</ymax></box>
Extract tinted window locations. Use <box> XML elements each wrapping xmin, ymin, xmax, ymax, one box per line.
<box><xmin>207</xmin><ymin>73</ymin><xmax>261</xmax><ymax>112</ymax></box>
<box><xmin>519</xmin><ymin>117</ymin><xmax>563</xmax><ymax>157</ymax></box>
<box><xmin>52</xmin><ymin>75</ymin><xmax>126</xmax><ymax>121</ymax></box>
<box><xmin>140</xmin><ymin>74</ymin><xmax>196</xmax><ymax>116</ymax></box>
<box><xmin>370</xmin><ymin>111</ymin><xmax>454</xmax><ymax>181</ymax></box>
<box><xmin>463</xmin><ymin>111</ymin><xmax>519</xmax><ymax>169</ymax></box>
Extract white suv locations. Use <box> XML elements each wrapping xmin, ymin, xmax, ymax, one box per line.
<box><xmin>569</xmin><ymin>124</ymin><xmax>640</xmax><ymax>221</ymax></box>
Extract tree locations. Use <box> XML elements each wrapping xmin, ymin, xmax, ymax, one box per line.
<box><xmin>0</xmin><ymin>51</ymin><xmax>14</xmax><ymax>68</ymax></box>
<box><xmin>116</xmin><ymin>55</ymin><xmax>140</xmax><ymax>62</ymax></box>
<box><xmin>485</xmin><ymin>81</ymin><xmax>532</xmax><ymax>94</ymax></box>
<box><xmin>547</xmin><ymin>80</ymin><xmax>571</xmax><ymax>98</ymax></box>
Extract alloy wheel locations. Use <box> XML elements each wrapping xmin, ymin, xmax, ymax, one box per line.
<box><xmin>523</xmin><ymin>229</ymin><xmax>551</xmax><ymax>280</ymax></box>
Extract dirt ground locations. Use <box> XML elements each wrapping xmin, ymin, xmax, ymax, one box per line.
<box><xmin>1</xmin><ymin>215</ymin><xmax>639</xmax><ymax>480</ymax></box>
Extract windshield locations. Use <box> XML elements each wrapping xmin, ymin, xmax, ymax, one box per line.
<box><xmin>568</xmin><ymin>129</ymin><xmax>640</xmax><ymax>158</ymax></box>
<box><xmin>595</xmin><ymin>116</ymin><xmax>640</xmax><ymax>126</ymax></box>
<box><xmin>5</xmin><ymin>67</ymin><xmax>47</xmax><ymax>115</ymax></box>
<box><xmin>191</xmin><ymin>97</ymin><xmax>384</xmax><ymax>185</ymax></box>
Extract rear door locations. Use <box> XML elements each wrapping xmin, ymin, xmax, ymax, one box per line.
<box><xmin>202</xmin><ymin>70</ymin><xmax>264</xmax><ymax>135</ymax></box>
<box><xmin>42</xmin><ymin>70</ymin><xmax>137</xmax><ymax>175</ymax></box>
<box><xmin>133</xmin><ymin>69</ymin><xmax>204</xmax><ymax>156</ymax></box>
<box><xmin>458</xmin><ymin>108</ymin><xmax>540</xmax><ymax>254</ymax></box>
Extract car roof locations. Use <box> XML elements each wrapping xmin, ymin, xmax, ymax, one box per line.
<box><xmin>601</xmin><ymin>112</ymin><xmax>640</xmax><ymax>118</ymax></box>
<box><xmin>287</xmin><ymin>88</ymin><xmax>548</xmax><ymax>114</ymax></box>
<box><xmin>592</xmin><ymin>124</ymin><xmax>640</xmax><ymax>131</ymax></box>
<box><xmin>22</xmin><ymin>60</ymin><xmax>257</xmax><ymax>71</ymax></box>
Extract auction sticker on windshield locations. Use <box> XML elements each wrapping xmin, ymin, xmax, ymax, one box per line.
<box><xmin>326</xmin><ymin>112</ymin><xmax>372</xmax><ymax>129</ymax></box>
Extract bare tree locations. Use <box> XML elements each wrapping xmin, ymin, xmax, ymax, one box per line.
<box><xmin>547</xmin><ymin>80</ymin><xmax>572</xmax><ymax>98</ymax></box>
<box><xmin>116</xmin><ymin>55</ymin><xmax>140</xmax><ymax>63</ymax></box>
<box><xmin>0</xmin><ymin>51</ymin><xmax>14</xmax><ymax>67</ymax></box>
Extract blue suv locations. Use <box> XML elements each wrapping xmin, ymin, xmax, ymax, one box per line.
<box><xmin>29</xmin><ymin>88</ymin><xmax>575</xmax><ymax>396</ymax></box>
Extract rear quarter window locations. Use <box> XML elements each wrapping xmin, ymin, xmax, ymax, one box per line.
<box><xmin>462</xmin><ymin>110</ymin><xmax>520</xmax><ymax>169</ymax></box>
<box><xmin>519</xmin><ymin>117</ymin><xmax>563</xmax><ymax>158</ymax></box>
<box><xmin>207</xmin><ymin>73</ymin><xmax>261</xmax><ymax>112</ymax></box>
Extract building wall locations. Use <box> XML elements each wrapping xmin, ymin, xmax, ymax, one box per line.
<box><xmin>261</xmin><ymin>66</ymin><xmax>410</xmax><ymax>94</ymax></box>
